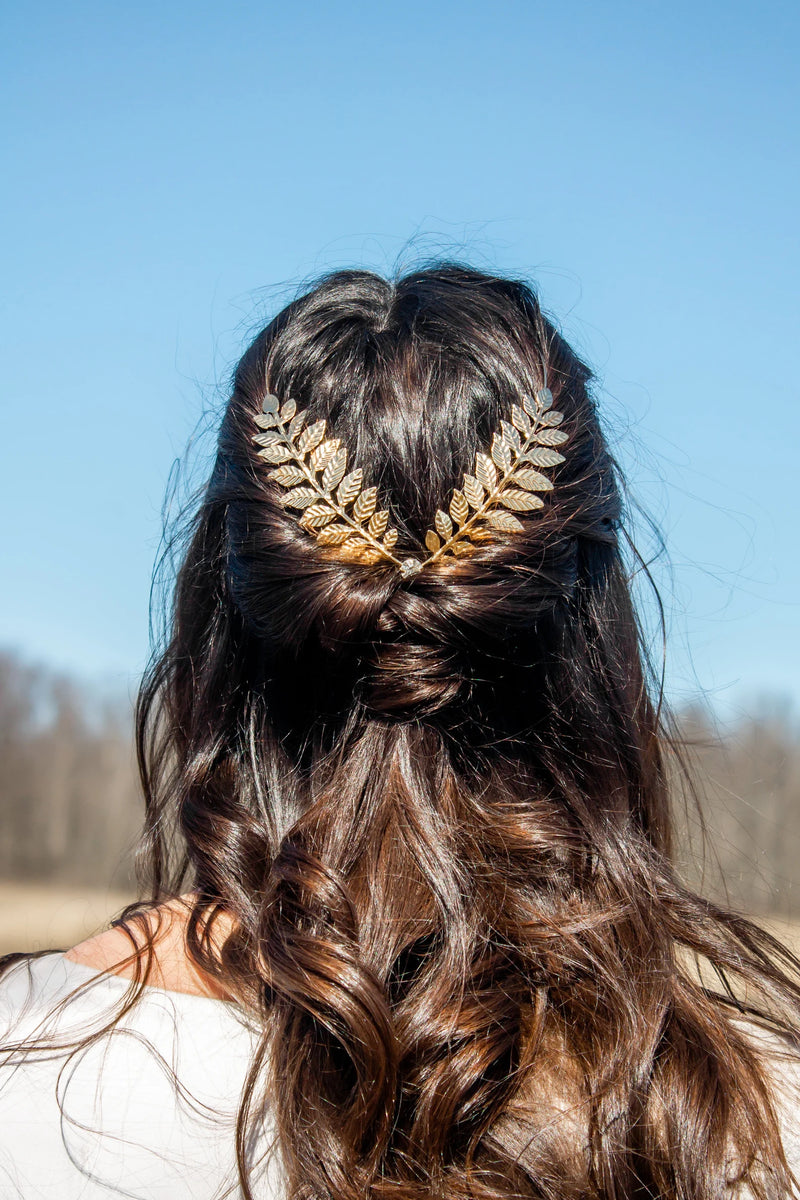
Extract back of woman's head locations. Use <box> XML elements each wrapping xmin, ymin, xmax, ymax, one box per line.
<box><xmin>137</xmin><ymin>265</ymin><xmax>800</xmax><ymax>1200</ymax></box>
<box><xmin>175</xmin><ymin>266</ymin><xmax>647</xmax><ymax>795</ymax></box>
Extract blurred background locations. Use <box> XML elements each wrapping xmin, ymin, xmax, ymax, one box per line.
<box><xmin>1</xmin><ymin>1</ymin><xmax>799</xmax><ymax>954</ymax></box>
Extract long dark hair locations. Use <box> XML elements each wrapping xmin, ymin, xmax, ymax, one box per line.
<box><xmin>16</xmin><ymin>265</ymin><xmax>800</xmax><ymax>1198</ymax></box>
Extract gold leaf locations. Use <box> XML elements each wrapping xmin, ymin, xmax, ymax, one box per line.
<box><xmin>288</xmin><ymin>410</ymin><xmax>307</xmax><ymax>441</ymax></box>
<box><xmin>534</xmin><ymin>428</ymin><xmax>569</xmax><ymax>446</ymax></box>
<box><xmin>513</xmin><ymin>468</ymin><xmax>553</xmax><ymax>492</ymax></box>
<box><xmin>341</xmin><ymin>544</ymin><xmax>384</xmax><ymax>565</ymax></box>
<box><xmin>253</xmin><ymin>431</ymin><xmax>281</xmax><ymax>447</ymax></box>
<box><xmin>522</xmin><ymin>446</ymin><xmax>565</xmax><ymax>467</ymax></box>
<box><xmin>539</xmin><ymin>409</ymin><xmax>564</xmax><ymax>427</ymax></box>
<box><xmin>449</xmin><ymin>490</ymin><xmax>469</xmax><ymax>526</ymax></box>
<box><xmin>463</xmin><ymin>475</ymin><xmax>485</xmax><ymax>509</ymax></box>
<box><xmin>451</xmin><ymin>542</ymin><xmax>475</xmax><ymax>557</ymax></box>
<box><xmin>425</xmin><ymin>530</ymin><xmax>441</xmax><ymax>553</ymax></box>
<box><xmin>511</xmin><ymin>405</ymin><xmax>531</xmax><ymax>437</ymax></box>
<box><xmin>316</xmin><ymin>525</ymin><xmax>352</xmax><ymax>546</ymax></box>
<box><xmin>353</xmin><ymin>487</ymin><xmax>377</xmax><ymax>521</ymax></box>
<box><xmin>340</xmin><ymin>536</ymin><xmax>372</xmax><ymax>560</ymax></box>
<box><xmin>262</xmin><ymin>393</ymin><xmax>280</xmax><ymax>414</ymax></box>
<box><xmin>301</xmin><ymin>504</ymin><xmax>336</xmax><ymax>527</ymax></box>
<box><xmin>280</xmin><ymin>399</ymin><xmax>297</xmax><ymax>422</ymax></box>
<box><xmin>535</xmin><ymin>387</ymin><xmax>554</xmax><ymax>410</ymax></box>
<box><xmin>491</xmin><ymin>434</ymin><xmax>513</xmax><ymax>473</ymax></box>
<box><xmin>268</xmin><ymin>465</ymin><xmax>305</xmax><ymax>487</ymax></box>
<box><xmin>255</xmin><ymin>412</ymin><xmax>278</xmax><ymax>430</ymax></box>
<box><xmin>258</xmin><ymin>444</ymin><xmax>292</xmax><ymax>463</ymax></box>
<box><xmin>498</xmin><ymin>488</ymin><xmax>545</xmax><ymax>511</ymax></box>
<box><xmin>368</xmin><ymin>510</ymin><xmax>389</xmax><ymax>538</ymax></box>
<box><xmin>322</xmin><ymin>447</ymin><xmax>348</xmax><ymax>491</ymax></box>
<box><xmin>337</xmin><ymin>470</ymin><xmax>363</xmax><ymax>507</ymax></box>
<box><xmin>383</xmin><ymin>528</ymin><xmax>398</xmax><ymax>550</ymax></box>
<box><xmin>501</xmin><ymin>420</ymin><xmax>521</xmax><ymax>452</ymax></box>
<box><xmin>522</xmin><ymin>394</ymin><xmax>537</xmax><ymax>420</ymax></box>
<box><xmin>297</xmin><ymin>420</ymin><xmax>327</xmax><ymax>454</ymax></box>
<box><xmin>435</xmin><ymin>509</ymin><xmax>453</xmax><ymax>540</ymax></box>
<box><xmin>310</xmin><ymin>439</ymin><xmax>340</xmax><ymax>471</ymax></box>
<box><xmin>281</xmin><ymin>487</ymin><xmax>319</xmax><ymax>509</ymax></box>
<box><xmin>485</xmin><ymin>509</ymin><xmax>524</xmax><ymax>532</ymax></box>
<box><xmin>475</xmin><ymin>453</ymin><xmax>497</xmax><ymax>492</ymax></box>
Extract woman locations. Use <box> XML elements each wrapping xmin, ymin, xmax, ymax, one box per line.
<box><xmin>1</xmin><ymin>264</ymin><xmax>799</xmax><ymax>1199</ymax></box>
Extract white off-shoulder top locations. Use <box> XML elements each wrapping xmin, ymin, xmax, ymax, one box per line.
<box><xmin>0</xmin><ymin>952</ymin><xmax>282</xmax><ymax>1199</ymax></box>
<box><xmin>2</xmin><ymin>951</ymin><xmax>800</xmax><ymax>1198</ymax></box>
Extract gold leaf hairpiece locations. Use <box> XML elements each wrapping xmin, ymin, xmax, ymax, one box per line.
<box><xmin>421</xmin><ymin>387</ymin><xmax>567</xmax><ymax>564</ymax></box>
<box><xmin>253</xmin><ymin>386</ymin><xmax>568</xmax><ymax>576</ymax></box>
<box><xmin>254</xmin><ymin>394</ymin><xmax>403</xmax><ymax>567</ymax></box>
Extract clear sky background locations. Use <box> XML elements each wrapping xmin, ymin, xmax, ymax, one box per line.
<box><xmin>2</xmin><ymin>0</ymin><xmax>798</xmax><ymax>722</ymax></box>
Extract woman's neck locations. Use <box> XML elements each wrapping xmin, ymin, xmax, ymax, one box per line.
<box><xmin>65</xmin><ymin>893</ymin><xmax>236</xmax><ymax>1000</ymax></box>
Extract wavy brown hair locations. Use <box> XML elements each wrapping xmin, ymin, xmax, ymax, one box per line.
<box><xmin>11</xmin><ymin>264</ymin><xmax>800</xmax><ymax>1199</ymax></box>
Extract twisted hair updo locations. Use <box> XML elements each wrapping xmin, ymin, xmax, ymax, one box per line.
<box><xmin>216</xmin><ymin>267</ymin><xmax>619</xmax><ymax>728</ymax></box>
<box><xmin>128</xmin><ymin>264</ymin><xmax>800</xmax><ymax>1200</ymax></box>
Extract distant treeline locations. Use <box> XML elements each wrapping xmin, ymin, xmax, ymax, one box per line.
<box><xmin>0</xmin><ymin>651</ymin><xmax>140</xmax><ymax>890</ymax></box>
<box><xmin>673</xmin><ymin>700</ymin><xmax>800</xmax><ymax>918</ymax></box>
<box><xmin>0</xmin><ymin>649</ymin><xmax>798</xmax><ymax>916</ymax></box>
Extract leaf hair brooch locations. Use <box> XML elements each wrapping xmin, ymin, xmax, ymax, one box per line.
<box><xmin>253</xmin><ymin>387</ymin><xmax>568</xmax><ymax>576</ymax></box>
<box><xmin>422</xmin><ymin>388</ymin><xmax>568</xmax><ymax>564</ymax></box>
<box><xmin>253</xmin><ymin>393</ymin><xmax>403</xmax><ymax>567</ymax></box>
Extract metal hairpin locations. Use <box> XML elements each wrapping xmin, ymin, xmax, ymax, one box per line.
<box><xmin>252</xmin><ymin>387</ymin><xmax>568</xmax><ymax>576</ymax></box>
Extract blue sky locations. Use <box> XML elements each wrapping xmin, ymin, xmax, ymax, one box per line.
<box><xmin>2</xmin><ymin>0</ymin><xmax>798</xmax><ymax>720</ymax></box>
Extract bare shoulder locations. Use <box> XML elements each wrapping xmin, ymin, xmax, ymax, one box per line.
<box><xmin>65</xmin><ymin>894</ymin><xmax>235</xmax><ymax>1000</ymax></box>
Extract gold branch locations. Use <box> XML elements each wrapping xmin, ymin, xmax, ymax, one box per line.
<box><xmin>422</xmin><ymin>388</ymin><xmax>568</xmax><ymax>564</ymax></box>
<box><xmin>253</xmin><ymin>394</ymin><xmax>403</xmax><ymax>567</ymax></box>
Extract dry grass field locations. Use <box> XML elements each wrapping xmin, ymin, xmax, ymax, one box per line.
<box><xmin>760</xmin><ymin>918</ymin><xmax>800</xmax><ymax>959</ymax></box>
<box><xmin>0</xmin><ymin>882</ymin><xmax>135</xmax><ymax>956</ymax></box>
<box><xmin>1</xmin><ymin>881</ymin><xmax>799</xmax><ymax>967</ymax></box>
